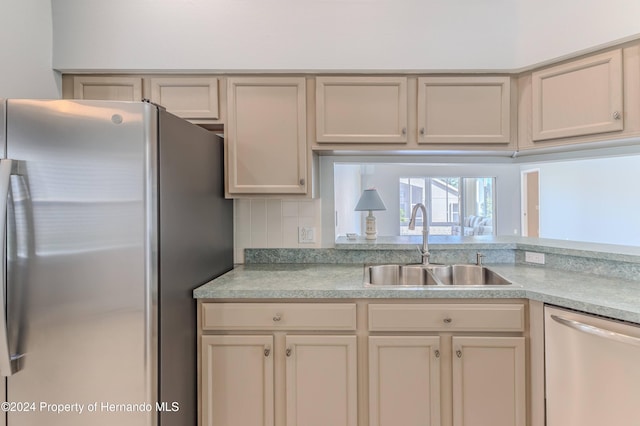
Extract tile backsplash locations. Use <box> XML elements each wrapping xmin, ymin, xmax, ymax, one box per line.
<box><xmin>234</xmin><ymin>199</ymin><xmax>322</xmax><ymax>263</ymax></box>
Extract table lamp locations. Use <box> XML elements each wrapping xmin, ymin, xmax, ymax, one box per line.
<box><xmin>355</xmin><ymin>188</ymin><xmax>387</xmax><ymax>240</ymax></box>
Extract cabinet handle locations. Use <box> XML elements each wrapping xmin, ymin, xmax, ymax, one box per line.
<box><xmin>401</xmin><ymin>127</ymin><xmax>407</xmax><ymax>136</ymax></box>
<box><xmin>613</xmin><ymin>111</ymin><xmax>622</xmax><ymax>120</ymax></box>
<box><xmin>419</xmin><ymin>128</ymin><xmax>425</xmax><ymax>136</ymax></box>
<box><xmin>456</xmin><ymin>349</ymin><xmax>462</xmax><ymax>358</ymax></box>
<box><xmin>286</xmin><ymin>347</ymin><xmax>292</xmax><ymax>357</ymax></box>
<box><xmin>434</xmin><ymin>349</ymin><xmax>440</xmax><ymax>358</ymax></box>
<box><xmin>443</xmin><ymin>317</ymin><xmax>452</xmax><ymax>324</ymax></box>
<box><xmin>273</xmin><ymin>313</ymin><xmax>282</xmax><ymax>322</ymax></box>
<box><xmin>299</xmin><ymin>178</ymin><xmax>305</xmax><ymax>186</ymax></box>
<box><xmin>264</xmin><ymin>347</ymin><xmax>271</xmax><ymax>357</ymax></box>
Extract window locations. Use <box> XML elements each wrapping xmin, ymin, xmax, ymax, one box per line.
<box><xmin>400</xmin><ymin>176</ymin><xmax>494</xmax><ymax>236</ymax></box>
<box><xmin>334</xmin><ymin>163</ymin><xmax>497</xmax><ymax>239</ymax></box>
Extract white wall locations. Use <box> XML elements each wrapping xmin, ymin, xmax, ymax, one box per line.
<box><xmin>514</xmin><ymin>0</ymin><xmax>640</xmax><ymax>68</ymax></box>
<box><xmin>52</xmin><ymin>0</ymin><xmax>640</xmax><ymax>72</ymax></box>
<box><xmin>52</xmin><ymin>0</ymin><xmax>519</xmax><ymax>71</ymax></box>
<box><xmin>0</xmin><ymin>0</ymin><xmax>60</xmax><ymax>98</ymax></box>
<box><xmin>522</xmin><ymin>155</ymin><xmax>640</xmax><ymax>246</ymax></box>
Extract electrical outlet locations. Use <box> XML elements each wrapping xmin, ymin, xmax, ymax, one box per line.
<box><xmin>525</xmin><ymin>251</ymin><xmax>545</xmax><ymax>264</ymax></box>
<box><xmin>298</xmin><ymin>227</ymin><xmax>316</xmax><ymax>243</ymax></box>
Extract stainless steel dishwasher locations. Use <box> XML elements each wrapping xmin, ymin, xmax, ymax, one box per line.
<box><xmin>545</xmin><ymin>305</ymin><xmax>640</xmax><ymax>426</ymax></box>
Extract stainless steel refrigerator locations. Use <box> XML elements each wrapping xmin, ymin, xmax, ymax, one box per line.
<box><xmin>0</xmin><ymin>99</ymin><xmax>233</xmax><ymax>425</ymax></box>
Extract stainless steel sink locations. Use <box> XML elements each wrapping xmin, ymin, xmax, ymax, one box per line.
<box><xmin>364</xmin><ymin>264</ymin><xmax>512</xmax><ymax>286</ymax></box>
<box><xmin>428</xmin><ymin>264</ymin><xmax>512</xmax><ymax>286</ymax></box>
<box><xmin>366</xmin><ymin>264</ymin><xmax>440</xmax><ymax>286</ymax></box>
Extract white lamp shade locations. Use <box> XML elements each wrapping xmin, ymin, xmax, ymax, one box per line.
<box><xmin>354</xmin><ymin>189</ymin><xmax>386</xmax><ymax>211</ymax></box>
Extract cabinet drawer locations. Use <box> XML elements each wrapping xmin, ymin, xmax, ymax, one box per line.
<box><xmin>368</xmin><ymin>304</ymin><xmax>524</xmax><ymax>332</ymax></box>
<box><xmin>203</xmin><ymin>303</ymin><xmax>357</xmax><ymax>331</ymax></box>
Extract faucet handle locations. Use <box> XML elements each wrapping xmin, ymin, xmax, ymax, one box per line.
<box><xmin>476</xmin><ymin>252</ymin><xmax>485</xmax><ymax>266</ymax></box>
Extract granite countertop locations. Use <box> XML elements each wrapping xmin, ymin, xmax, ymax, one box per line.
<box><xmin>194</xmin><ymin>263</ymin><xmax>640</xmax><ymax>324</ymax></box>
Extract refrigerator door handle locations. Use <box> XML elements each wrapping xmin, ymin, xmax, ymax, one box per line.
<box><xmin>0</xmin><ymin>159</ymin><xmax>20</xmax><ymax>376</ymax></box>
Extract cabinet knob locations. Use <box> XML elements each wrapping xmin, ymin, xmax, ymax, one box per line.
<box><xmin>273</xmin><ymin>313</ymin><xmax>282</xmax><ymax>322</ymax></box>
<box><xmin>264</xmin><ymin>347</ymin><xmax>271</xmax><ymax>357</ymax></box>
<box><xmin>286</xmin><ymin>347</ymin><xmax>292</xmax><ymax>357</ymax></box>
<box><xmin>419</xmin><ymin>128</ymin><xmax>425</xmax><ymax>136</ymax></box>
<box><xmin>401</xmin><ymin>127</ymin><xmax>407</xmax><ymax>136</ymax></box>
<box><xmin>443</xmin><ymin>317</ymin><xmax>452</xmax><ymax>324</ymax></box>
<box><xmin>613</xmin><ymin>111</ymin><xmax>622</xmax><ymax>120</ymax></box>
<box><xmin>299</xmin><ymin>178</ymin><xmax>305</xmax><ymax>186</ymax></box>
<box><xmin>456</xmin><ymin>349</ymin><xmax>462</xmax><ymax>358</ymax></box>
<box><xmin>434</xmin><ymin>349</ymin><xmax>440</xmax><ymax>358</ymax></box>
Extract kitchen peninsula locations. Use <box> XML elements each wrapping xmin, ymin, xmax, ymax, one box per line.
<box><xmin>195</xmin><ymin>237</ymin><xmax>640</xmax><ymax>426</ymax></box>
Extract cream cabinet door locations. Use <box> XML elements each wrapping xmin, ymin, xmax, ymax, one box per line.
<box><xmin>452</xmin><ymin>336</ymin><xmax>525</xmax><ymax>426</ymax></box>
<box><xmin>316</xmin><ymin>76</ymin><xmax>408</xmax><ymax>143</ymax></box>
<box><xmin>227</xmin><ymin>77</ymin><xmax>307</xmax><ymax>195</ymax></box>
<box><xmin>72</xmin><ymin>76</ymin><xmax>143</xmax><ymax>101</ymax></box>
<box><xmin>285</xmin><ymin>335</ymin><xmax>357</xmax><ymax>426</ymax></box>
<box><xmin>149</xmin><ymin>77</ymin><xmax>219</xmax><ymax>120</ymax></box>
<box><xmin>417</xmin><ymin>76</ymin><xmax>511</xmax><ymax>144</ymax></box>
<box><xmin>532</xmin><ymin>49</ymin><xmax>623</xmax><ymax>141</ymax></box>
<box><xmin>201</xmin><ymin>335</ymin><xmax>274</xmax><ymax>426</ymax></box>
<box><xmin>369</xmin><ymin>336</ymin><xmax>441</xmax><ymax>426</ymax></box>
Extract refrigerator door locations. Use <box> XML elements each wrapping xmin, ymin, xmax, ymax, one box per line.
<box><xmin>4</xmin><ymin>100</ymin><xmax>156</xmax><ymax>426</ymax></box>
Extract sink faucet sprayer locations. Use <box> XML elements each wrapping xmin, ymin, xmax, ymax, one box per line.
<box><xmin>408</xmin><ymin>203</ymin><xmax>430</xmax><ymax>265</ymax></box>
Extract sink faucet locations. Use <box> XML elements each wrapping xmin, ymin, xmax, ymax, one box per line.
<box><xmin>408</xmin><ymin>203</ymin><xmax>430</xmax><ymax>264</ymax></box>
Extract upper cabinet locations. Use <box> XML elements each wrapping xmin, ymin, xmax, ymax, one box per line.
<box><xmin>72</xmin><ymin>76</ymin><xmax>143</xmax><ymax>101</ymax></box>
<box><xmin>531</xmin><ymin>49</ymin><xmax>623</xmax><ymax>141</ymax></box>
<box><xmin>63</xmin><ymin>38</ymin><xmax>640</xmax><ymax>165</ymax></box>
<box><xmin>315</xmin><ymin>76</ymin><xmax>408</xmax><ymax>143</ymax></box>
<box><xmin>312</xmin><ymin>75</ymin><xmax>515</xmax><ymax>152</ymax></box>
<box><xmin>417</xmin><ymin>76</ymin><xmax>512</xmax><ymax>144</ymax></box>
<box><xmin>226</xmin><ymin>77</ymin><xmax>308</xmax><ymax>196</ymax></box>
<box><xmin>148</xmin><ymin>77</ymin><xmax>219</xmax><ymax>121</ymax></box>
<box><xmin>66</xmin><ymin>75</ymin><xmax>223</xmax><ymax>124</ymax></box>
<box><xmin>518</xmin><ymin>44</ymin><xmax>640</xmax><ymax>152</ymax></box>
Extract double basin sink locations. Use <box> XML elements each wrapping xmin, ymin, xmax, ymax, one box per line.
<box><xmin>364</xmin><ymin>263</ymin><xmax>512</xmax><ymax>287</ymax></box>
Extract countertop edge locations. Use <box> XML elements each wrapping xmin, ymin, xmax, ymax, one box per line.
<box><xmin>193</xmin><ymin>264</ymin><xmax>640</xmax><ymax>324</ymax></box>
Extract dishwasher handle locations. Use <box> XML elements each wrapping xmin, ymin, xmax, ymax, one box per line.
<box><xmin>551</xmin><ymin>314</ymin><xmax>640</xmax><ymax>347</ymax></box>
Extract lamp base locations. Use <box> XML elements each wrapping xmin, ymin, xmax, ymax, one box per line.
<box><xmin>365</xmin><ymin>212</ymin><xmax>377</xmax><ymax>240</ymax></box>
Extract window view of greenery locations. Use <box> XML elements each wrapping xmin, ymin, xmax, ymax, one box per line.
<box><xmin>400</xmin><ymin>177</ymin><xmax>494</xmax><ymax>236</ymax></box>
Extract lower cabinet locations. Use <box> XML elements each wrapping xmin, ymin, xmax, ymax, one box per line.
<box><xmin>452</xmin><ymin>336</ymin><xmax>526</xmax><ymax>426</ymax></box>
<box><xmin>285</xmin><ymin>335</ymin><xmax>358</xmax><ymax>426</ymax></box>
<box><xmin>200</xmin><ymin>301</ymin><xmax>529</xmax><ymax>426</ymax></box>
<box><xmin>201</xmin><ymin>334</ymin><xmax>357</xmax><ymax>426</ymax></box>
<box><xmin>368</xmin><ymin>335</ymin><xmax>525</xmax><ymax>426</ymax></box>
<box><xmin>201</xmin><ymin>335</ymin><xmax>274</xmax><ymax>426</ymax></box>
<box><xmin>368</xmin><ymin>303</ymin><xmax>527</xmax><ymax>426</ymax></box>
<box><xmin>199</xmin><ymin>302</ymin><xmax>358</xmax><ymax>426</ymax></box>
<box><xmin>369</xmin><ymin>336</ymin><xmax>441</xmax><ymax>426</ymax></box>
